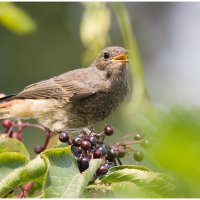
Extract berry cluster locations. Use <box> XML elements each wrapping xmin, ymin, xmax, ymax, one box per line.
<box><xmin>1</xmin><ymin>119</ymin><xmax>150</xmax><ymax>198</ymax></box>
<box><xmin>58</xmin><ymin>125</ymin><xmax>116</xmax><ymax>175</ymax></box>
<box><xmin>58</xmin><ymin>125</ymin><xmax>149</xmax><ymax>175</ymax></box>
<box><xmin>1</xmin><ymin>119</ymin><xmax>150</xmax><ymax>176</ymax></box>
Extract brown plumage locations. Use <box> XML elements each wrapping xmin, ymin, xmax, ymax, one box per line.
<box><xmin>0</xmin><ymin>46</ymin><xmax>129</xmax><ymax>132</ymax></box>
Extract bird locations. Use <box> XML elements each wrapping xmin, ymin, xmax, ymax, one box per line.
<box><xmin>0</xmin><ymin>46</ymin><xmax>129</xmax><ymax>132</ymax></box>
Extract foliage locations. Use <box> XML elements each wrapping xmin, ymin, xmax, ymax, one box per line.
<box><xmin>80</xmin><ymin>2</ymin><xmax>110</xmax><ymax>64</ymax></box>
<box><xmin>42</xmin><ymin>147</ymin><xmax>102</xmax><ymax>198</ymax></box>
<box><xmin>0</xmin><ymin>1</ymin><xmax>200</xmax><ymax>198</ymax></box>
<box><xmin>0</xmin><ymin>136</ymin><xmax>174</xmax><ymax>197</ymax></box>
<box><xmin>0</xmin><ymin>2</ymin><xmax>36</xmax><ymax>35</ymax></box>
<box><xmin>141</xmin><ymin>108</ymin><xmax>200</xmax><ymax>197</ymax></box>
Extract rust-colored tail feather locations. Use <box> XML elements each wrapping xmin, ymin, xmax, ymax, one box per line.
<box><xmin>0</xmin><ymin>101</ymin><xmax>13</xmax><ymax>119</ymax></box>
<box><xmin>0</xmin><ymin>100</ymin><xmax>31</xmax><ymax>120</ymax></box>
<box><xmin>0</xmin><ymin>94</ymin><xmax>16</xmax><ymax>102</ymax></box>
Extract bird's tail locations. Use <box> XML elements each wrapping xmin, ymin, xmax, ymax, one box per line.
<box><xmin>0</xmin><ymin>101</ymin><xmax>15</xmax><ymax>119</ymax></box>
<box><xmin>0</xmin><ymin>99</ymin><xmax>32</xmax><ymax>120</ymax></box>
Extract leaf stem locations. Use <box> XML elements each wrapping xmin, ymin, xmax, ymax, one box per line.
<box><xmin>18</xmin><ymin>182</ymin><xmax>33</xmax><ymax>198</ymax></box>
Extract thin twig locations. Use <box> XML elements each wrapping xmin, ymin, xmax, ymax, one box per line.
<box><xmin>18</xmin><ymin>182</ymin><xmax>33</xmax><ymax>198</ymax></box>
<box><xmin>117</xmin><ymin>157</ymin><xmax>123</xmax><ymax>165</ymax></box>
<box><xmin>120</xmin><ymin>139</ymin><xmax>144</xmax><ymax>147</ymax></box>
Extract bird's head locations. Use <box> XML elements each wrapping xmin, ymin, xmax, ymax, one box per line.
<box><xmin>92</xmin><ymin>46</ymin><xmax>129</xmax><ymax>76</ymax></box>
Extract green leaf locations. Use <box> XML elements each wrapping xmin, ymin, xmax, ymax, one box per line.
<box><xmin>107</xmin><ymin>181</ymin><xmax>162</xmax><ymax>198</ymax></box>
<box><xmin>106</xmin><ymin>165</ymin><xmax>149</xmax><ymax>174</ymax></box>
<box><xmin>143</xmin><ymin>108</ymin><xmax>200</xmax><ymax>197</ymax></box>
<box><xmin>42</xmin><ymin>147</ymin><xmax>102</xmax><ymax>198</ymax></box>
<box><xmin>0</xmin><ymin>152</ymin><xmax>28</xmax><ymax>196</ymax></box>
<box><xmin>0</xmin><ymin>153</ymin><xmax>47</xmax><ymax>196</ymax></box>
<box><xmin>0</xmin><ymin>136</ymin><xmax>29</xmax><ymax>158</ymax></box>
<box><xmin>25</xmin><ymin>182</ymin><xmax>42</xmax><ymax>198</ymax></box>
<box><xmin>86</xmin><ymin>181</ymin><xmax>161</xmax><ymax>198</ymax></box>
<box><xmin>101</xmin><ymin>167</ymin><xmax>174</xmax><ymax>196</ymax></box>
<box><xmin>20</xmin><ymin>155</ymin><xmax>47</xmax><ymax>183</ymax></box>
<box><xmin>0</xmin><ymin>2</ymin><xmax>36</xmax><ymax>35</ymax></box>
<box><xmin>80</xmin><ymin>3</ymin><xmax>110</xmax><ymax>64</ymax></box>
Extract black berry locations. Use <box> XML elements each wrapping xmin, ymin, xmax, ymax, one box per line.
<box><xmin>72</xmin><ymin>137</ymin><xmax>82</xmax><ymax>147</ymax></box>
<box><xmin>78</xmin><ymin>147</ymin><xmax>82</xmax><ymax>154</ymax></box>
<box><xmin>98</xmin><ymin>146</ymin><xmax>107</xmax><ymax>156</ymax></box>
<box><xmin>89</xmin><ymin>136</ymin><xmax>97</xmax><ymax>145</ymax></box>
<box><xmin>59</xmin><ymin>132</ymin><xmax>69</xmax><ymax>143</ymax></box>
<box><xmin>134</xmin><ymin>151</ymin><xmax>144</xmax><ymax>162</ymax></box>
<box><xmin>102</xmin><ymin>144</ymin><xmax>110</xmax><ymax>151</ymax></box>
<box><xmin>97</xmin><ymin>164</ymin><xmax>108</xmax><ymax>175</ymax></box>
<box><xmin>104</xmin><ymin>125</ymin><xmax>114</xmax><ymax>136</ymax></box>
<box><xmin>2</xmin><ymin>119</ymin><xmax>13</xmax><ymax>128</ymax></box>
<box><xmin>134</xmin><ymin>133</ymin><xmax>143</xmax><ymax>141</ymax></box>
<box><xmin>81</xmin><ymin>140</ymin><xmax>91</xmax><ymax>150</ymax></box>
<box><xmin>71</xmin><ymin>145</ymin><xmax>79</xmax><ymax>156</ymax></box>
<box><xmin>105</xmin><ymin>163</ymin><xmax>113</xmax><ymax>169</ymax></box>
<box><xmin>107</xmin><ymin>148</ymin><xmax>117</xmax><ymax>160</ymax></box>
<box><xmin>34</xmin><ymin>144</ymin><xmax>45</xmax><ymax>154</ymax></box>
<box><xmin>79</xmin><ymin>157</ymin><xmax>89</xmax><ymax>172</ymax></box>
<box><xmin>93</xmin><ymin>149</ymin><xmax>102</xmax><ymax>158</ymax></box>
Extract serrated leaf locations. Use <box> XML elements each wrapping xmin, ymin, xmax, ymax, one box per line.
<box><xmin>101</xmin><ymin>168</ymin><xmax>174</xmax><ymax>195</ymax></box>
<box><xmin>0</xmin><ymin>152</ymin><xmax>29</xmax><ymax>196</ymax></box>
<box><xmin>108</xmin><ymin>181</ymin><xmax>162</xmax><ymax>198</ymax></box>
<box><xmin>0</xmin><ymin>136</ymin><xmax>29</xmax><ymax>158</ymax></box>
<box><xmin>42</xmin><ymin>147</ymin><xmax>102</xmax><ymax>198</ymax></box>
<box><xmin>20</xmin><ymin>155</ymin><xmax>47</xmax><ymax>183</ymax></box>
<box><xmin>0</xmin><ymin>153</ymin><xmax>47</xmax><ymax>196</ymax></box>
<box><xmin>106</xmin><ymin>165</ymin><xmax>149</xmax><ymax>174</ymax></box>
<box><xmin>26</xmin><ymin>182</ymin><xmax>42</xmax><ymax>198</ymax></box>
<box><xmin>86</xmin><ymin>181</ymin><xmax>161</xmax><ymax>198</ymax></box>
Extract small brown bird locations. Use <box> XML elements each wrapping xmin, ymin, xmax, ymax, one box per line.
<box><xmin>0</xmin><ymin>46</ymin><xmax>129</xmax><ymax>132</ymax></box>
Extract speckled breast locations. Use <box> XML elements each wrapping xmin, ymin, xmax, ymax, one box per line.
<box><xmin>67</xmin><ymin>78</ymin><xmax>129</xmax><ymax>127</ymax></box>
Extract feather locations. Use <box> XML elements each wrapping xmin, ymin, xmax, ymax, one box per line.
<box><xmin>11</xmin><ymin>67</ymin><xmax>106</xmax><ymax>101</ymax></box>
<box><xmin>0</xmin><ymin>94</ymin><xmax>16</xmax><ymax>102</ymax></box>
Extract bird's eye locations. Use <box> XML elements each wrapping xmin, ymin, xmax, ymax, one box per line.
<box><xmin>103</xmin><ymin>52</ymin><xmax>110</xmax><ymax>60</ymax></box>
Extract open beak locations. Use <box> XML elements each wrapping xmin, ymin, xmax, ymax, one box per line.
<box><xmin>111</xmin><ymin>53</ymin><xmax>129</xmax><ymax>63</ymax></box>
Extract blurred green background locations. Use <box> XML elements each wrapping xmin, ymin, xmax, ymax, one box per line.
<box><xmin>1</xmin><ymin>2</ymin><xmax>200</xmax><ymax>197</ymax></box>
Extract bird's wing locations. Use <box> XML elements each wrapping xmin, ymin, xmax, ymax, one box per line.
<box><xmin>14</xmin><ymin>68</ymin><xmax>105</xmax><ymax>102</ymax></box>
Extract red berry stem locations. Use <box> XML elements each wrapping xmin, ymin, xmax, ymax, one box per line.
<box><xmin>18</xmin><ymin>182</ymin><xmax>33</xmax><ymax>198</ymax></box>
<box><xmin>2</xmin><ymin>120</ymin><xmax>52</xmax><ymax>153</ymax></box>
<box><xmin>19</xmin><ymin>122</ymin><xmax>52</xmax><ymax>150</ymax></box>
<box><xmin>7</xmin><ymin>126</ymin><xmax>13</xmax><ymax>137</ymax></box>
<box><xmin>21</xmin><ymin>123</ymin><xmax>50</xmax><ymax>134</ymax></box>
<box><xmin>43</xmin><ymin>129</ymin><xmax>52</xmax><ymax>150</ymax></box>
<box><xmin>15</xmin><ymin>120</ymin><xmax>23</xmax><ymax>141</ymax></box>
